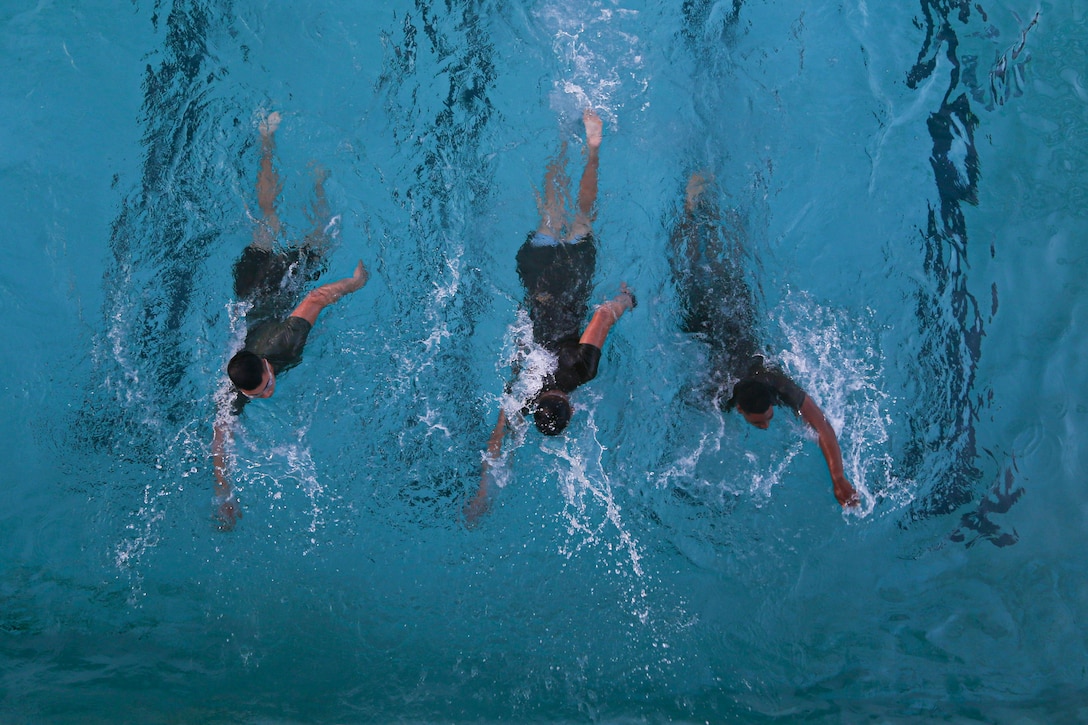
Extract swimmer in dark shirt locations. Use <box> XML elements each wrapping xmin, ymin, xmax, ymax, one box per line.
<box><xmin>466</xmin><ymin>109</ymin><xmax>636</xmax><ymax>523</ymax></box>
<box><xmin>211</xmin><ymin>112</ymin><xmax>369</xmax><ymax>530</ymax></box>
<box><xmin>671</xmin><ymin>172</ymin><xmax>858</xmax><ymax>508</ymax></box>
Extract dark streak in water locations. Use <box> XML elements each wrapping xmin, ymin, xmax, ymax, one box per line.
<box><xmin>900</xmin><ymin>1</ymin><xmax>1023</xmax><ymax>546</ymax></box>
<box><xmin>77</xmin><ymin>1</ymin><xmax>238</xmax><ymax>458</ymax></box>
<box><xmin>375</xmin><ymin>1</ymin><xmax>499</xmax><ymax>515</ymax></box>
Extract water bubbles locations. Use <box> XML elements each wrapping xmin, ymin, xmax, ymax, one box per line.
<box><xmin>537</xmin><ymin>0</ymin><xmax>648</xmax><ymax>124</ymax></box>
<box><xmin>777</xmin><ymin>291</ymin><xmax>906</xmax><ymax>514</ymax></box>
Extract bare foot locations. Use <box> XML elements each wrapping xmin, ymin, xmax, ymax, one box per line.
<box><xmin>259</xmin><ymin>111</ymin><xmax>282</xmax><ymax>138</ymax></box>
<box><xmin>685</xmin><ymin>172</ymin><xmax>711</xmax><ymax>212</ymax></box>
<box><xmin>583</xmin><ymin>109</ymin><xmax>603</xmax><ymax>149</ymax></box>
<box><xmin>309</xmin><ymin>162</ymin><xmax>330</xmax><ymax>186</ymax></box>
<box><xmin>347</xmin><ymin>260</ymin><xmax>369</xmax><ymax>292</ymax></box>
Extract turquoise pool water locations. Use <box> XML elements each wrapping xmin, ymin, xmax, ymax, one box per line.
<box><xmin>2</xmin><ymin>0</ymin><xmax>1086</xmax><ymax>722</ymax></box>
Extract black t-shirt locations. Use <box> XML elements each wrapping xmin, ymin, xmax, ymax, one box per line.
<box><xmin>247</xmin><ymin>316</ymin><xmax>312</xmax><ymax>374</ymax></box>
<box><xmin>541</xmin><ymin>335</ymin><xmax>602</xmax><ymax>393</ymax></box>
<box><xmin>727</xmin><ymin>356</ymin><xmax>807</xmax><ymax>414</ymax></box>
<box><xmin>230</xmin><ymin>316</ymin><xmax>313</xmax><ymax>415</ymax></box>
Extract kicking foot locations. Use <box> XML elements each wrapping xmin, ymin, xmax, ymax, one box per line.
<box><xmin>259</xmin><ymin>111</ymin><xmax>282</xmax><ymax>139</ymax></box>
<box><xmin>583</xmin><ymin>109</ymin><xmax>603</xmax><ymax>149</ymax></box>
<box><xmin>685</xmin><ymin>172</ymin><xmax>712</xmax><ymax>212</ymax></box>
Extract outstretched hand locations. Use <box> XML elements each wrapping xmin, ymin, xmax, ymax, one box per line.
<box><xmin>834</xmin><ymin>475</ymin><xmax>860</xmax><ymax>508</ymax></box>
<box><xmin>290</xmin><ymin>259</ymin><xmax>370</xmax><ymax>324</ymax></box>
<box><xmin>612</xmin><ymin>283</ymin><xmax>637</xmax><ymax>315</ymax></box>
<box><xmin>259</xmin><ymin>110</ymin><xmax>282</xmax><ymax>138</ymax></box>
<box><xmin>463</xmin><ymin>486</ymin><xmax>492</xmax><ymax>528</ymax></box>
<box><xmin>583</xmin><ymin>108</ymin><xmax>603</xmax><ymax>149</ymax></box>
<box><xmin>216</xmin><ymin>494</ymin><xmax>243</xmax><ymax>531</ymax></box>
<box><xmin>604</xmin><ymin>283</ymin><xmax>635</xmax><ymax>320</ymax></box>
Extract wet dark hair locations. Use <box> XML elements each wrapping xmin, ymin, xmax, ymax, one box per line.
<box><xmin>227</xmin><ymin>351</ymin><xmax>264</xmax><ymax>391</ymax></box>
<box><xmin>732</xmin><ymin>379</ymin><xmax>773</xmax><ymax>414</ymax></box>
<box><xmin>533</xmin><ymin>391</ymin><xmax>573</xmax><ymax>436</ymax></box>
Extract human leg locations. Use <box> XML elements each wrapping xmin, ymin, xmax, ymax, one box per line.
<box><xmin>252</xmin><ymin>111</ymin><xmax>283</xmax><ymax>251</ymax></box>
<box><xmin>535</xmin><ymin>142</ymin><xmax>571</xmax><ymax>240</ymax></box>
<box><xmin>294</xmin><ymin>163</ymin><xmax>337</xmax><ymax>280</ymax></box>
<box><xmin>670</xmin><ymin>173</ymin><xmax>719</xmax><ymax>336</ymax></box>
<box><xmin>672</xmin><ymin>173</ymin><xmax>759</xmax><ymax>355</ymax></box>
<box><xmin>302</xmin><ymin>164</ymin><xmax>336</xmax><ymax>250</ymax></box>
<box><xmin>568</xmin><ymin>109</ymin><xmax>602</xmax><ymax>242</ymax></box>
<box><xmin>675</xmin><ymin>172</ymin><xmax>714</xmax><ymax>270</ymax></box>
<box><xmin>234</xmin><ymin>112</ymin><xmax>287</xmax><ymax>299</ymax></box>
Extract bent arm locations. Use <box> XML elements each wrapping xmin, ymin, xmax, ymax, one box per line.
<box><xmin>465</xmin><ymin>409</ymin><xmax>507</xmax><ymax>526</ymax></box>
<box><xmin>290</xmin><ymin>260</ymin><xmax>369</xmax><ymax>325</ymax></box>
<box><xmin>579</xmin><ymin>284</ymin><xmax>636</xmax><ymax>349</ymax></box>
<box><xmin>799</xmin><ymin>396</ymin><xmax>858</xmax><ymax>507</ymax></box>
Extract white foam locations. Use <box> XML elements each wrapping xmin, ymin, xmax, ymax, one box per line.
<box><xmin>550</xmin><ymin>398</ymin><xmax>644</xmax><ymax>578</ymax></box>
<box><xmin>776</xmin><ymin>290</ymin><xmax>913</xmax><ymax>516</ymax></box>
<box><xmin>537</xmin><ymin>0</ymin><xmax>647</xmax><ymax>124</ymax></box>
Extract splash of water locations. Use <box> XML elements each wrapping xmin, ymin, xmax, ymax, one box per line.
<box><xmin>549</xmin><ymin>394</ymin><xmax>644</xmax><ymax>579</ymax></box>
<box><xmin>776</xmin><ymin>290</ymin><xmax>910</xmax><ymax>516</ymax></box>
<box><xmin>537</xmin><ymin>0</ymin><xmax>649</xmax><ymax>123</ymax></box>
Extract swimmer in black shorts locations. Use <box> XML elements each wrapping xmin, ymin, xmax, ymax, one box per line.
<box><xmin>466</xmin><ymin>109</ymin><xmax>636</xmax><ymax>523</ymax></box>
<box><xmin>671</xmin><ymin>172</ymin><xmax>858</xmax><ymax>507</ymax></box>
<box><xmin>212</xmin><ymin>111</ymin><xmax>369</xmax><ymax>529</ymax></box>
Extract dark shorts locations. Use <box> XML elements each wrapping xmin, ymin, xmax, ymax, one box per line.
<box><xmin>233</xmin><ymin>245</ymin><xmax>325</xmax><ymax>300</ymax></box>
<box><xmin>669</xmin><ymin>212</ymin><xmax>760</xmax><ymax>368</ymax></box>
<box><xmin>516</xmin><ymin>233</ymin><xmax>597</xmax><ymax>345</ymax></box>
<box><xmin>232</xmin><ymin>245</ymin><xmax>326</xmax><ymax>323</ymax></box>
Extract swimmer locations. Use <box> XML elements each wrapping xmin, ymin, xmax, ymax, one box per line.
<box><xmin>465</xmin><ymin>109</ymin><xmax>636</xmax><ymax>524</ymax></box>
<box><xmin>211</xmin><ymin>111</ymin><xmax>369</xmax><ymax>530</ymax></box>
<box><xmin>671</xmin><ymin>172</ymin><xmax>858</xmax><ymax>508</ymax></box>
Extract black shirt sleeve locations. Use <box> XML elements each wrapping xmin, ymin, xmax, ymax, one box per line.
<box><xmin>547</xmin><ymin>342</ymin><xmax>602</xmax><ymax>393</ymax></box>
<box><xmin>760</xmin><ymin>368</ymin><xmax>807</xmax><ymax>413</ymax></box>
<box><xmin>729</xmin><ymin>357</ymin><xmax>808</xmax><ymax>414</ymax></box>
<box><xmin>570</xmin><ymin>343</ymin><xmax>601</xmax><ymax>385</ymax></box>
<box><xmin>229</xmin><ymin>316</ymin><xmax>314</xmax><ymax>417</ymax></box>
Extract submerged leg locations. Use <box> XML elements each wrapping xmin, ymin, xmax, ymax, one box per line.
<box><xmin>685</xmin><ymin>171</ymin><xmax>710</xmax><ymax>215</ymax></box>
<box><xmin>670</xmin><ymin>172</ymin><xmax>755</xmax><ymax>346</ymax></box>
<box><xmin>678</xmin><ymin>172</ymin><xmax>714</xmax><ymax>269</ymax></box>
<box><xmin>535</xmin><ymin>142</ymin><xmax>571</xmax><ymax>240</ymax></box>
<box><xmin>252</xmin><ymin>111</ymin><xmax>284</xmax><ymax>251</ymax></box>
<box><xmin>300</xmin><ymin>163</ymin><xmax>337</xmax><ymax>259</ymax></box>
<box><xmin>568</xmin><ymin>109</ymin><xmax>602</xmax><ymax>242</ymax></box>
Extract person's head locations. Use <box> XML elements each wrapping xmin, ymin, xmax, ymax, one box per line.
<box><xmin>228</xmin><ymin>351</ymin><xmax>276</xmax><ymax>399</ymax></box>
<box><xmin>533</xmin><ymin>389</ymin><xmax>573</xmax><ymax>436</ymax></box>
<box><xmin>733</xmin><ymin>379</ymin><xmax>774</xmax><ymax>429</ymax></box>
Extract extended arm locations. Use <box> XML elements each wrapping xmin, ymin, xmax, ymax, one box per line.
<box><xmin>579</xmin><ymin>284</ymin><xmax>636</xmax><ymax>349</ymax></box>
<box><xmin>465</xmin><ymin>409</ymin><xmax>508</xmax><ymax>526</ymax></box>
<box><xmin>212</xmin><ymin>414</ymin><xmax>243</xmax><ymax>529</ymax></box>
<box><xmin>799</xmin><ymin>396</ymin><xmax>858</xmax><ymax>507</ymax></box>
<box><xmin>290</xmin><ymin>260</ymin><xmax>369</xmax><ymax>325</ymax></box>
